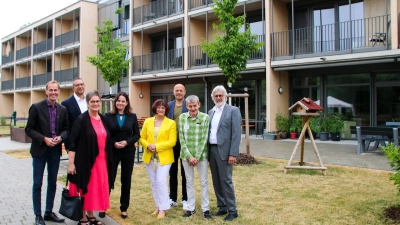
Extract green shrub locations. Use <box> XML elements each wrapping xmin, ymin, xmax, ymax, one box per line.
<box><xmin>0</xmin><ymin>116</ymin><xmax>6</xmax><ymax>126</ymax></box>
<box><xmin>381</xmin><ymin>143</ymin><xmax>400</xmax><ymax>194</ymax></box>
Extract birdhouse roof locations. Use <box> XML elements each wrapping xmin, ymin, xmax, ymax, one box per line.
<box><xmin>288</xmin><ymin>97</ymin><xmax>324</xmax><ymax>111</ymax></box>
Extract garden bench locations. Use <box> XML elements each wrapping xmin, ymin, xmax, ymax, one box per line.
<box><xmin>350</xmin><ymin>126</ymin><xmax>399</xmax><ymax>154</ymax></box>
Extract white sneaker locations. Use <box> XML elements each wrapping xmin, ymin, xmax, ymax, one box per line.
<box><xmin>182</xmin><ymin>200</ymin><xmax>188</xmax><ymax>210</ymax></box>
<box><xmin>169</xmin><ymin>199</ymin><xmax>178</xmax><ymax>207</ymax></box>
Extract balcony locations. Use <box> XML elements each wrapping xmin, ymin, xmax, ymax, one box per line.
<box><xmin>133</xmin><ymin>48</ymin><xmax>184</xmax><ymax>74</ymax></box>
<box><xmin>33</xmin><ymin>38</ymin><xmax>53</xmax><ymax>55</ymax></box>
<box><xmin>133</xmin><ymin>0</ymin><xmax>183</xmax><ymax>25</ymax></box>
<box><xmin>1</xmin><ymin>80</ymin><xmax>14</xmax><ymax>91</ymax></box>
<box><xmin>15</xmin><ymin>77</ymin><xmax>31</xmax><ymax>89</ymax></box>
<box><xmin>189</xmin><ymin>34</ymin><xmax>265</xmax><ymax>67</ymax></box>
<box><xmin>54</xmin><ymin>67</ymin><xmax>79</xmax><ymax>84</ymax></box>
<box><xmin>32</xmin><ymin>72</ymin><xmax>52</xmax><ymax>87</ymax></box>
<box><xmin>272</xmin><ymin>15</ymin><xmax>390</xmax><ymax>60</ymax></box>
<box><xmin>16</xmin><ymin>46</ymin><xmax>31</xmax><ymax>61</ymax></box>
<box><xmin>2</xmin><ymin>52</ymin><xmax>14</xmax><ymax>65</ymax></box>
<box><xmin>55</xmin><ymin>29</ymin><xmax>80</xmax><ymax>49</ymax></box>
<box><xmin>190</xmin><ymin>0</ymin><xmax>213</xmax><ymax>10</ymax></box>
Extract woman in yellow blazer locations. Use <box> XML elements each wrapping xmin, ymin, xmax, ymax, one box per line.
<box><xmin>139</xmin><ymin>99</ymin><xmax>176</xmax><ymax>219</ymax></box>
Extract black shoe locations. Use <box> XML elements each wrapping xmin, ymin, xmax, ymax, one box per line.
<box><xmin>203</xmin><ymin>210</ymin><xmax>212</xmax><ymax>219</ymax></box>
<box><xmin>183</xmin><ymin>210</ymin><xmax>196</xmax><ymax>217</ymax></box>
<box><xmin>121</xmin><ymin>212</ymin><xmax>128</xmax><ymax>219</ymax></box>
<box><xmin>224</xmin><ymin>213</ymin><xmax>238</xmax><ymax>221</ymax></box>
<box><xmin>35</xmin><ymin>215</ymin><xmax>46</xmax><ymax>225</ymax></box>
<box><xmin>98</xmin><ymin>212</ymin><xmax>106</xmax><ymax>218</ymax></box>
<box><xmin>44</xmin><ymin>212</ymin><xmax>64</xmax><ymax>223</ymax></box>
<box><xmin>212</xmin><ymin>210</ymin><xmax>228</xmax><ymax>216</ymax></box>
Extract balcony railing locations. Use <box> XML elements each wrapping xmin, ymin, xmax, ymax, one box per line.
<box><xmin>190</xmin><ymin>0</ymin><xmax>213</xmax><ymax>9</ymax></box>
<box><xmin>272</xmin><ymin>15</ymin><xmax>390</xmax><ymax>58</ymax></box>
<box><xmin>55</xmin><ymin>29</ymin><xmax>80</xmax><ymax>49</ymax></box>
<box><xmin>133</xmin><ymin>0</ymin><xmax>183</xmax><ymax>25</ymax></box>
<box><xmin>33</xmin><ymin>72</ymin><xmax>52</xmax><ymax>87</ymax></box>
<box><xmin>2</xmin><ymin>52</ymin><xmax>14</xmax><ymax>64</ymax></box>
<box><xmin>33</xmin><ymin>38</ymin><xmax>53</xmax><ymax>55</ymax></box>
<box><xmin>54</xmin><ymin>67</ymin><xmax>79</xmax><ymax>83</ymax></box>
<box><xmin>15</xmin><ymin>77</ymin><xmax>30</xmax><ymax>89</ymax></box>
<box><xmin>16</xmin><ymin>46</ymin><xmax>31</xmax><ymax>61</ymax></box>
<box><xmin>133</xmin><ymin>48</ymin><xmax>184</xmax><ymax>73</ymax></box>
<box><xmin>1</xmin><ymin>80</ymin><xmax>14</xmax><ymax>91</ymax></box>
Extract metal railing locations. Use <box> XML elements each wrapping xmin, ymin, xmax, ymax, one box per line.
<box><xmin>272</xmin><ymin>15</ymin><xmax>390</xmax><ymax>58</ymax></box>
<box><xmin>55</xmin><ymin>29</ymin><xmax>80</xmax><ymax>48</ymax></box>
<box><xmin>33</xmin><ymin>38</ymin><xmax>52</xmax><ymax>55</ymax></box>
<box><xmin>133</xmin><ymin>48</ymin><xmax>184</xmax><ymax>73</ymax></box>
<box><xmin>1</xmin><ymin>52</ymin><xmax>14</xmax><ymax>64</ymax></box>
<box><xmin>15</xmin><ymin>77</ymin><xmax>30</xmax><ymax>89</ymax></box>
<box><xmin>1</xmin><ymin>80</ymin><xmax>14</xmax><ymax>91</ymax></box>
<box><xmin>190</xmin><ymin>0</ymin><xmax>213</xmax><ymax>9</ymax></box>
<box><xmin>16</xmin><ymin>46</ymin><xmax>31</xmax><ymax>61</ymax></box>
<box><xmin>54</xmin><ymin>67</ymin><xmax>79</xmax><ymax>83</ymax></box>
<box><xmin>133</xmin><ymin>0</ymin><xmax>183</xmax><ymax>25</ymax></box>
<box><xmin>32</xmin><ymin>72</ymin><xmax>52</xmax><ymax>87</ymax></box>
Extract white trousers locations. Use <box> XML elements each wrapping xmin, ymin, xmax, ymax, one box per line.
<box><xmin>146</xmin><ymin>160</ymin><xmax>172</xmax><ymax>211</ymax></box>
<box><xmin>182</xmin><ymin>160</ymin><xmax>210</xmax><ymax>212</ymax></box>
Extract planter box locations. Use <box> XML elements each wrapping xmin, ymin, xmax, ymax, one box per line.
<box><xmin>10</xmin><ymin>127</ymin><xmax>31</xmax><ymax>143</ymax></box>
<box><xmin>263</xmin><ymin>134</ymin><xmax>276</xmax><ymax>140</ymax></box>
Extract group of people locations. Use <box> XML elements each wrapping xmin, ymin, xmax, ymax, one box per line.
<box><xmin>25</xmin><ymin>79</ymin><xmax>241</xmax><ymax>225</ymax></box>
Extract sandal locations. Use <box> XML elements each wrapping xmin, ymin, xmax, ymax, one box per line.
<box><xmin>87</xmin><ymin>217</ymin><xmax>103</xmax><ymax>225</ymax></box>
<box><xmin>77</xmin><ymin>220</ymin><xmax>90</xmax><ymax>225</ymax></box>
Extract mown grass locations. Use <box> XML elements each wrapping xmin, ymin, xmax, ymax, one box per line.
<box><xmin>54</xmin><ymin>157</ymin><xmax>399</xmax><ymax>225</ymax></box>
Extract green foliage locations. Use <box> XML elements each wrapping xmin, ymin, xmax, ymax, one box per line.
<box><xmin>309</xmin><ymin>116</ymin><xmax>321</xmax><ymax>133</ymax></box>
<box><xmin>275</xmin><ymin>113</ymin><xmax>290</xmax><ymax>132</ymax></box>
<box><xmin>0</xmin><ymin>116</ymin><xmax>6</xmax><ymax>126</ymax></box>
<box><xmin>381</xmin><ymin>143</ymin><xmax>400</xmax><ymax>195</ymax></box>
<box><xmin>200</xmin><ymin>0</ymin><xmax>263</xmax><ymax>84</ymax></box>
<box><xmin>87</xmin><ymin>8</ymin><xmax>130</xmax><ymax>86</ymax></box>
<box><xmin>289</xmin><ymin>115</ymin><xmax>302</xmax><ymax>133</ymax></box>
<box><xmin>326</xmin><ymin>113</ymin><xmax>345</xmax><ymax>133</ymax></box>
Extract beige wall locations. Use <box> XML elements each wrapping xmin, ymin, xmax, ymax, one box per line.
<box><xmin>14</xmin><ymin>92</ymin><xmax>31</xmax><ymax>118</ymax></box>
<box><xmin>16</xmin><ymin>65</ymin><xmax>31</xmax><ymax>78</ymax></box>
<box><xmin>207</xmin><ymin>20</ymin><xmax>223</xmax><ymax>41</ymax></box>
<box><xmin>132</xmin><ymin>33</ymin><xmax>142</xmax><ymax>56</ymax></box>
<box><xmin>16</xmin><ymin>36</ymin><xmax>31</xmax><ymax>49</ymax></box>
<box><xmin>130</xmin><ymin>82</ymin><xmax>151</xmax><ymax>118</ymax></box>
<box><xmin>365</xmin><ymin>0</ymin><xmax>388</xmax><ymax>18</ymax></box>
<box><xmin>58</xmin><ymin>89</ymin><xmax>71</xmax><ymax>103</ymax></box>
<box><xmin>33</xmin><ymin>29</ymin><xmax>47</xmax><ymax>43</ymax></box>
<box><xmin>34</xmin><ymin>60</ymin><xmax>46</xmax><ymax>74</ymax></box>
<box><xmin>2</xmin><ymin>68</ymin><xmax>14</xmax><ymax>80</ymax></box>
<box><xmin>190</xmin><ymin>19</ymin><xmax>206</xmax><ymax>45</ymax></box>
<box><xmin>272</xmin><ymin>1</ymin><xmax>289</xmax><ymax>57</ymax></box>
<box><xmin>392</xmin><ymin>0</ymin><xmax>399</xmax><ymax>48</ymax></box>
<box><xmin>143</xmin><ymin>34</ymin><xmax>151</xmax><ymax>54</ymax></box>
<box><xmin>32</xmin><ymin>90</ymin><xmax>46</xmax><ymax>104</ymax></box>
<box><xmin>0</xmin><ymin>95</ymin><xmax>14</xmax><ymax>117</ymax></box>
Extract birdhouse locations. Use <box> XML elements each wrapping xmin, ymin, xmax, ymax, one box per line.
<box><xmin>288</xmin><ymin>97</ymin><xmax>324</xmax><ymax>116</ymax></box>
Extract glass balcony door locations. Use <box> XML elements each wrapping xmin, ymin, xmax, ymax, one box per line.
<box><xmin>313</xmin><ymin>7</ymin><xmax>335</xmax><ymax>52</ymax></box>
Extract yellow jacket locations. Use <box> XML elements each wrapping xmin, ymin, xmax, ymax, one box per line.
<box><xmin>139</xmin><ymin>116</ymin><xmax>176</xmax><ymax>165</ymax></box>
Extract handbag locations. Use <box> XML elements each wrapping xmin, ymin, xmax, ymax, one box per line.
<box><xmin>58</xmin><ymin>177</ymin><xmax>84</xmax><ymax>221</ymax></box>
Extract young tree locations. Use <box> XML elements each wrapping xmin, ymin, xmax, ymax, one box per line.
<box><xmin>201</xmin><ymin>0</ymin><xmax>263</xmax><ymax>84</ymax></box>
<box><xmin>87</xmin><ymin>8</ymin><xmax>130</xmax><ymax>88</ymax></box>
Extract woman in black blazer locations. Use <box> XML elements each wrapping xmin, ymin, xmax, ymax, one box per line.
<box><xmin>105</xmin><ymin>91</ymin><xmax>140</xmax><ymax>219</ymax></box>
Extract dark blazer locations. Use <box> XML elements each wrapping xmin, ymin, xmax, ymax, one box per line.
<box><xmin>61</xmin><ymin>95</ymin><xmax>84</xmax><ymax>149</ymax></box>
<box><xmin>208</xmin><ymin>104</ymin><xmax>242</xmax><ymax>160</ymax></box>
<box><xmin>105</xmin><ymin>112</ymin><xmax>140</xmax><ymax>152</ymax></box>
<box><xmin>167</xmin><ymin>100</ymin><xmax>188</xmax><ymax>120</ymax></box>
<box><xmin>25</xmin><ymin>99</ymin><xmax>69</xmax><ymax>157</ymax></box>
<box><xmin>69</xmin><ymin>112</ymin><xmax>113</xmax><ymax>195</ymax></box>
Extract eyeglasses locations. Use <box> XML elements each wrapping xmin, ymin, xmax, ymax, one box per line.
<box><xmin>214</xmin><ymin>95</ymin><xmax>224</xmax><ymax>98</ymax></box>
<box><xmin>89</xmin><ymin>100</ymin><xmax>101</xmax><ymax>104</ymax></box>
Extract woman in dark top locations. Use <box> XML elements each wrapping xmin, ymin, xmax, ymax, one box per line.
<box><xmin>67</xmin><ymin>90</ymin><xmax>113</xmax><ymax>225</ymax></box>
<box><xmin>105</xmin><ymin>91</ymin><xmax>140</xmax><ymax>219</ymax></box>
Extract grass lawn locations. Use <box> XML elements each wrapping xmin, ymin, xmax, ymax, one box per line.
<box><xmin>54</xmin><ymin>157</ymin><xmax>399</xmax><ymax>225</ymax></box>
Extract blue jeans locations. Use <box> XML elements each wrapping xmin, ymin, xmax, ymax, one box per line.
<box><xmin>32</xmin><ymin>147</ymin><xmax>60</xmax><ymax>215</ymax></box>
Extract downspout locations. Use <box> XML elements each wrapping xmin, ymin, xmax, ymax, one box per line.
<box><xmin>203</xmin><ymin>76</ymin><xmax>208</xmax><ymax>111</ymax></box>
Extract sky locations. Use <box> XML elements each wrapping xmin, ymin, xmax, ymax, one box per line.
<box><xmin>0</xmin><ymin>0</ymin><xmax>80</xmax><ymax>65</ymax></box>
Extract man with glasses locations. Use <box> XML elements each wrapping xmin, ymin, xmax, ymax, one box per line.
<box><xmin>208</xmin><ymin>85</ymin><xmax>241</xmax><ymax>221</ymax></box>
<box><xmin>61</xmin><ymin>77</ymin><xmax>87</xmax><ymax>151</ymax></box>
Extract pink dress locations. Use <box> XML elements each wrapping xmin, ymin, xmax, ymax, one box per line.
<box><xmin>69</xmin><ymin>117</ymin><xmax>110</xmax><ymax>211</ymax></box>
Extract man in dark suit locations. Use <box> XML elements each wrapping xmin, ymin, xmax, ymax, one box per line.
<box><xmin>167</xmin><ymin>84</ymin><xmax>188</xmax><ymax>208</ymax></box>
<box><xmin>25</xmin><ymin>81</ymin><xmax>69</xmax><ymax>225</ymax></box>
<box><xmin>208</xmin><ymin>85</ymin><xmax>241</xmax><ymax>221</ymax></box>
<box><xmin>61</xmin><ymin>77</ymin><xmax>87</xmax><ymax>150</ymax></box>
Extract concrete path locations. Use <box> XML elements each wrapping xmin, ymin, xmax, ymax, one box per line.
<box><xmin>0</xmin><ymin>135</ymin><xmax>392</xmax><ymax>224</ymax></box>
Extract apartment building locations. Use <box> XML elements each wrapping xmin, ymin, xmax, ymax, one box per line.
<box><xmin>127</xmin><ymin>0</ymin><xmax>400</xmax><ymax>133</ymax></box>
<box><xmin>0</xmin><ymin>1</ymin><xmax>99</xmax><ymax>119</ymax></box>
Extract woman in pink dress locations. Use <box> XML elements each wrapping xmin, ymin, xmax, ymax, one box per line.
<box><xmin>67</xmin><ymin>90</ymin><xmax>113</xmax><ymax>225</ymax></box>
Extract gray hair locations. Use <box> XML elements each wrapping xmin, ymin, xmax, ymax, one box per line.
<box><xmin>86</xmin><ymin>90</ymin><xmax>101</xmax><ymax>102</ymax></box>
<box><xmin>210</xmin><ymin>85</ymin><xmax>228</xmax><ymax>98</ymax></box>
<box><xmin>186</xmin><ymin>95</ymin><xmax>199</xmax><ymax>103</ymax></box>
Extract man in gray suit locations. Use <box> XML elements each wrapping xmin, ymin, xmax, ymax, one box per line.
<box><xmin>208</xmin><ymin>85</ymin><xmax>241</xmax><ymax>221</ymax></box>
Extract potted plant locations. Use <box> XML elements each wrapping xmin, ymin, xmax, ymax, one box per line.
<box><xmin>264</xmin><ymin>131</ymin><xmax>277</xmax><ymax>140</ymax></box>
<box><xmin>328</xmin><ymin>113</ymin><xmax>345</xmax><ymax>141</ymax></box>
<box><xmin>319</xmin><ymin>113</ymin><xmax>330</xmax><ymax>141</ymax></box>
<box><xmin>309</xmin><ymin>116</ymin><xmax>320</xmax><ymax>140</ymax></box>
<box><xmin>275</xmin><ymin>113</ymin><xmax>290</xmax><ymax>139</ymax></box>
<box><xmin>289</xmin><ymin>115</ymin><xmax>302</xmax><ymax>139</ymax></box>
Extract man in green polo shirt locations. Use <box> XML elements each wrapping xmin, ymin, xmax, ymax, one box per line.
<box><xmin>178</xmin><ymin>95</ymin><xmax>211</xmax><ymax>219</ymax></box>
